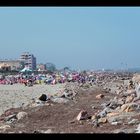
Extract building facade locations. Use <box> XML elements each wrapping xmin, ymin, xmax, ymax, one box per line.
<box><xmin>19</xmin><ymin>52</ymin><xmax>36</xmax><ymax>70</ymax></box>
<box><xmin>37</xmin><ymin>63</ymin><xmax>46</xmax><ymax>71</ymax></box>
<box><xmin>0</xmin><ymin>60</ymin><xmax>24</xmax><ymax>71</ymax></box>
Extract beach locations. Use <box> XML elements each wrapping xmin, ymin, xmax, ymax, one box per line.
<box><xmin>0</xmin><ymin>83</ymin><xmax>66</xmax><ymax>116</ymax></box>
<box><xmin>0</xmin><ymin>72</ymin><xmax>140</xmax><ymax>133</ymax></box>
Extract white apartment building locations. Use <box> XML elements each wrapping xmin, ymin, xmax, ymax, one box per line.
<box><xmin>19</xmin><ymin>52</ymin><xmax>36</xmax><ymax>70</ymax></box>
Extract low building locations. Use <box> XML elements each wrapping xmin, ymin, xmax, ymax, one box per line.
<box><xmin>0</xmin><ymin>60</ymin><xmax>24</xmax><ymax>71</ymax></box>
<box><xmin>37</xmin><ymin>63</ymin><xmax>46</xmax><ymax>71</ymax></box>
<box><xmin>0</xmin><ymin>63</ymin><xmax>11</xmax><ymax>71</ymax></box>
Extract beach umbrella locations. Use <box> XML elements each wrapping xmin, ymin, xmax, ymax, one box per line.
<box><xmin>20</xmin><ymin>67</ymin><xmax>32</xmax><ymax>72</ymax></box>
<box><xmin>20</xmin><ymin>67</ymin><xmax>32</xmax><ymax>75</ymax></box>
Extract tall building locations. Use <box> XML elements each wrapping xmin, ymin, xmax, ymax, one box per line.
<box><xmin>19</xmin><ymin>52</ymin><xmax>36</xmax><ymax>70</ymax></box>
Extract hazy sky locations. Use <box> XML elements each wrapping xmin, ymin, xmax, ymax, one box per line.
<box><xmin>0</xmin><ymin>7</ymin><xmax>140</xmax><ymax>70</ymax></box>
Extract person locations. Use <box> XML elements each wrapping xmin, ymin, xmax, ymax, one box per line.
<box><xmin>23</xmin><ymin>79</ymin><xmax>27</xmax><ymax>86</ymax></box>
<box><xmin>28</xmin><ymin>78</ymin><xmax>33</xmax><ymax>86</ymax></box>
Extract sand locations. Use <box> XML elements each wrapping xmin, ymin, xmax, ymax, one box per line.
<box><xmin>0</xmin><ymin>83</ymin><xmax>66</xmax><ymax>116</ymax></box>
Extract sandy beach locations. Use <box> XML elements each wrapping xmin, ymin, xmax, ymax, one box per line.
<box><xmin>0</xmin><ymin>83</ymin><xmax>66</xmax><ymax>116</ymax></box>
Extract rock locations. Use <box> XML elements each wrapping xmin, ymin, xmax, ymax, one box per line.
<box><xmin>125</xmin><ymin>96</ymin><xmax>134</xmax><ymax>103</ymax></box>
<box><xmin>120</xmin><ymin>103</ymin><xmax>140</xmax><ymax>112</ymax></box>
<box><xmin>0</xmin><ymin>125</ymin><xmax>11</xmax><ymax>130</ymax></box>
<box><xmin>98</xmin><ymin>118</ymin><xmax>107</xmax><ymax>124</ymax></box>
<box><xmin>125</xmin><ymin>107</ymin><xmax>134</xmax><ymax>112</ymax></box>
<box><xmin>4</xmin><ymin>114</ymin><xmax>17</xmax><ymax>122</ymax></box>
<box><xmin>36</xmin><ymin>129</ymin><xmax>52</xmax><ymax>133</ymax></box>
<box><xmin>121</xmin><ymin>104</ymin><xmax>129</xmax><ymax>112</ymax></box>
<box><xmin>132</xmin><ymin>74</ymin><xmax>140</xmax><ymax>83</ymax></box>
<box><xmin>43</xmin><ymin>129</ymin><xmax>52</xmax><ymax>133</ymax></box>
<box><xmin>91</xmin><ymin>105</ymin><xmax>97</xmax><ymax>109</ymax></box>
<box><xmin>96</xmin><ymin>94</ymin><xmax>104</xmax><ymax>99</ymax></box>
<box><xmin>6</xmin><ymin>118</ymin><xmax>16</xmax><ymax>124</ymax></box>
<box><xmin>107</xmin><ymin>117</ymin><xmax>118</xmax><ymax>123</ymax></box>
<box><xmin>76</xmin><ymin>110</ymin><xmax>89</xmax><ymax>121</ymax></box>
<box><xmin>92</xmin><ymin>119</ymin><xmax>99</xmax><ymax>127</ymax></box>
<box><xmin>124</xmin><ymin>80</ymin><xmax>130</xmax><ymax>86</ymax></box>
<box><xmin>136</xmin><ymin>123</ymin><xmax>140</xmax><ymax>133</ymax></box>
<box><xmin>104</xmin><ymin>107</ymin><xmax>114</xmax><ymax>113</ymax></box>
<box><xmin>63</xmin><ymin>91</ymin><xmax>73</xmax><ymax>98</ymax></box>
<box><xmin>39</xmin><ymin>94</ymin><xmax>47</xmax><ymax>101</ymax></box>
<box><xmin>51</xmin><ymin>97</ymin><xmax>69</xmax><ymax>103</ymax></box>
<box><xmin>98</xmin><ymin>110</ymin><xmax>107</xmax><ymax>118</ymax></box>
<box><xmin>133</xmin><ymin>84</ymin><xmax>140</xmax><ymax>102</ymax></box>
<box><xmin>115</xmin><ymin>106</ymin><xmax>121</xmax><ymax>111</ymax></box>
<box><xmin>126</xmin><ymin>89</ymin><xmax>136</xmax><ymax>95</ymax></box>
<box><xmin>107</xmin><ymin>112</ymin><xmax>136</xmax><ymax>124</ymax></box>
<box><xmin>91</xmin><ymin>113</ymin><xmax>99</xmax><ymax>120</ymax></box>
<box><xmin>91</xmin><ymin>106</ymin><xmax>95</xmax><ymax>109</ymax></box>
<box><xmin>126</xmin><ymin>104</ymin><xmax>139</xmax><ymax>112</ymax></box>
<box><xmin>117</xmin><ymin>99</ymin><xmax>125</xmax><ymax>106</ymax></box>
<box><xmin>29</xmin><ymin>100</ymin><xmax>45</xmax><ymax>107</ymax></box>
<box><xmin>111</xmin><ymin>121</ymin><xmax>122</xmax><ymax>125</ymax></box>
<box><xmin>128</xmin><ymin>119</ymin><xmax>139</xmax><ymax>125</ymax></box>
<box><xmin>16</xmin><ymin>112</ymin><xmax>28</xmax><ymax>120</ymax></box>
<box><xmin>109</xmin><ymin>86</ymin><xmax>119</xmax><ymax>94</ymax></box>
<box><xmin>107</xmin><ymin>112</ymin><xmax>120</xmax><ymax>117</ymax></box>
<box><xmin>68</xmin><ymin>120</ymin><xmax>75</xmax><ymax>124</ymax></box>
<box><xmin>108</xmin><ymin>100</ymin><xmax>119</xmax><ymax>109</ymax></box>
<box><xmin>116</xmin><ymin>89</ymin><xmax>122</xmax><ymax>95</ymax></box>
<box><xmin>4</xmin><ymin>110</ymin><xmax>13</xmax><ymax>117</ymax></box>
<box><xmin>97</xmin><ymin>107</ymin><xmax>113</xmax><ymax>118</ymax></box>
<box><xmin>91</xmin><ymin>115</ymin><xmax>97</xmax><ymax>120</ymax></box>
<box><xmin>110</xmin><ymin>122</ymin><xmax>118</xmax><ymax>125</ymax></box>
<box><xmin>100</xmin><ymin>103</ymin><xmax>108</xmax><ymax>108</ymax></box>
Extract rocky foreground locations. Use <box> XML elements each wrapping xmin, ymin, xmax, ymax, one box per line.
<box><xmin>1</xmin><ymin>72</ymin><xmax>140</xmax><ymax>133</ymax></box>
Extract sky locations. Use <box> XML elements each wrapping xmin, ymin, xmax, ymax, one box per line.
<box><xmin>0</xmin><ymin>7</ymin><xmax>140</xmax><ymax>70</ymax></box>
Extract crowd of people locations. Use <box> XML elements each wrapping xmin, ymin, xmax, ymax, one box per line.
<box><xmin>0</xmin><ymin>71</ymin><xmax>96</xmax><ymax>86</ymax></box>
<box><xmin>0</xmin><ymin>70</ymin><xmax>132</xmax><ymax>87</ymax></box>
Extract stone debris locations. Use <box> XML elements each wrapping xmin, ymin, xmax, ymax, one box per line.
<box><xmin>6</xmin><ymin>118</ymin><xmax>16</xmax><ymax>124</ymax></box>
<box><xmin>110</xmin><ymin>121</ymin><xmax>122</xmax><ymax>125</ymax></box>
<box><xmin>136</xmin><ymin>123</ymin><xmax>140</xmax><ymax>133</ymax></box>
<box><xmin>39</xmin><ymin>94</ymin><xmax>47</xmax><ymax>101</ymax></box>
<box><xmin>128</xmin><ymin>119</ymin><xmax>139</xmax><ymax>125</ymax></box>
<box><xmin>91</xmin><ymin>115</ymin><xmax>97</xmax><ymax>121</ymax></box>
<box><xmin>1</xmin><ymin>71</ymin><xmax>140</xmax><ymax>133</ymax></box>
<box><xmin>16</xmin><ymin>112</ymin><xmax>28</xmax><ymax>120</ymax></box>
<box><xmin>0</xmin><ymin>125</ymin><xmax>11</xmax><ymax>131</ymax></box>
<box><xmin>92</xmin><ymin>119</ymin><xmax>99</xmax><ymax>127</ymax></box>
<box><xmin>43</xmin><ymin>129</ymin><xmax>52</xmax><ymax>133</ymax></box>
<box><xmin>76</xmin><ymin>110</ymin><xmax>89</xmax><ymax>121</ymax></box>
<box><xmin>28</xmin><ymin>99</ymin><xmax>46</xmax><ymax>108</ymax></box>
<box><xmin>121</xmin><ymin>103</ymin><xmax>140</xmax><ymax>112</ymax></box>
<box><xmin>33</xmin><ymin>129</ymin><xmax>52</xmax><ymax>134</ymax></box>
<box><xmin>125</xmin><ymin>95</ymin><xmax>134</xmax><ymax>103</ymax></box>
<box><xmin>107</xmin><ymin>112</ymin><xmax>120</xmax><ymax>117</ymax></box>
<box><xmin>4</xmin><ymin>114</ymin><xmax>17</xmax><ymax>122</ymax></box>
<box><xmin>96</xmin><ymin>94</ymin><xmax>104</xmax><ymax>99</ymax></box>
<box><xmin>98</xmin><ymin>118</ymin><xmax>107</xmax><ymax>124</ymax></box>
